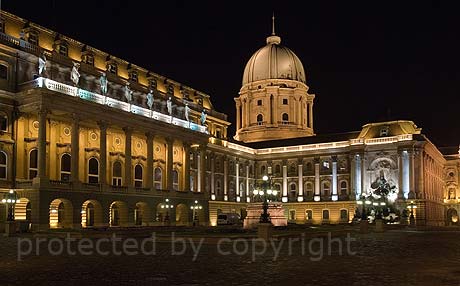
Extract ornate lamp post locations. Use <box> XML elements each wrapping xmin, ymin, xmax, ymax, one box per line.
<box><xmin>190</xmin><ymin>200</ymin><xmax>202</xmax><ymax>226</ymax></box>
<box><xmin>254</xmin><ymin>175</ymin><xmax>278</xmax><ymax>223</ymax></box>
<box><xmin>2</xmin><ymin>190</ymin><xmax>19</xmax><ymax>236</ymax></box>
<box><xmin>407</xmin><ymin>200</ymin><xmax>417</xmax><ymax>226</ymax></box>
<box><xmin>160</xmin><ymin>198</ymin><xmax>174</xmax><ymax>225</ymax></box>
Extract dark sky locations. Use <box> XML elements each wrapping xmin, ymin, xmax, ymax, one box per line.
<box><xmin>3</xmin><ymin>1</ymin><xmax>460</xmax><ymax>147</ymax></box>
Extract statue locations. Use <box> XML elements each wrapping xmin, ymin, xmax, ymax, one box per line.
<box><xmin>166</xmin><ymin>97</ymin><xmax>172</xmax><ymax>115</ymax></box>
<box><xmin>70</xmin><ymin>62</ymin><xmax>80</xmax><ymax>86</ymax></box>
<box><xmin>200</xmin><ymin>109</ymin><xmax>207</xmax><ymax>126</ymax></box>
<box><xmin>99</xmin><ymin>72</ymin><xmax>107</xmax><ymax>95</ymax></box>
<box><xmin>124</xmin><ymin>82</ymin><xmax>133</xmax><ymax>102</ymax></box>
<box><xmin>370</xmin><ymin>170</ymin><xmax>396</xmax><ymax>198</ymax></box>
<box><xmin>146</xmin><ymin>90</ymin><xmax>154</xmax><ymax>109</ymax></box>
<box><xmin>185</xmin><ymin>102</ymin><xmax>191</xmax><ymax>122</ymax></box>
<box><xmin>38</xmin><ymin>53</ymin><xmax>47</xmax><ymax>75</ymax></box>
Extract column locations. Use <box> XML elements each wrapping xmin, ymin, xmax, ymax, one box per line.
<box><xmin>298</xmin><ymin>161</ymin><xmax>303</xmax><ymax>202</ymax></box>
<box><xmin>350</xmin><ymin>155</ymin><xmax>356</xmax><ymax>199</ymax></box>
<box><xmin>210</xmin><ymin>153</ymin><xmax>215</xmax><ymax>200</ymax></box>
<box><xmin>361</xmin><ymin>155</ymin><xmax>365</xmax><ymax>196</ymax></box>
<box><xmin>314</xmin><ymin>158</ymin><xmax>320</xmax><ymax>201</ymax></box>
<box><xmin>37</xmin><ymin>109</ymin><xmax>47</xmax><ymax>179</ymax></box>
<box><xmin>246</xmin><ymin>164</ymin><xmax>250</xmax><ymax>202</ymax></box>
<box><xmin>241</xmin><ymin>101</ymin><xmax>246</xmax><ymax>128</ymax></box>
<box><xmin>236</xmin><ymin>101</ymin><xmax>241</xmax><ymax>130</ymax></box>
<box><xmin>123</xmin><ymin>127</ymin><xmax>132</xmax><ymax>187</ymax></box>
<box><xmin>309</xmin><ymin>102</ymin><xmax>314</xmax><ymax>130</ymax></box>
<box><xmin>282</xmin><ymin>162</ymin><xmax>288</xmax><ymax>202</ymax></box>
<box><xmin>98</xmin><ymin>121</ymin><xmax>108</xmax><ymax>186</ymax></box>
<box><xmin>236</xmin><ymin>161</ymin><xmax>240</xmax><ymax>201</ymax></box>
<box><xmin>400</xmin><ymin>150</ymin><xmax>409</xmax><ymax>199</ymax></box>
<box><xmin>355</xmin><ymin>154</ymin><xmax>362</xmax><ymax>198</ymax></box>
<box><xmin>71</xmin><ymin>114</ymin><xmax>80</xmax><ymax>183</ymax></box>
<box><xmin>146</xmin><ymin>132</ymin><xmax>154</xmax><ymax>189</ymax></box>
<box><xmin>417</xmin><ymin>151</ymin><xmax>424</xmax><ymax>199</ymax></box>
<box><xmin>197</xmin><ymin>145</ymin><xmax>206</xmax><ymax>193</ymax></box>
<box><xmin>409</xmin><ymin>150</ymin><xmax>415</xmax><ymax>199</ymax></box>
<box><xmin>223</xmin><ymin>157</ymin><xmax>228</xmax><ymax>201</ymax></box>
<box><xmin>332</xmin><ymin>156</ymin><xmax>338</xmax><ymax>201</ymax></box>
<box><xmin>166</xmin><ymin>137</ymin><xmax>174</xmax><ymax>191</ymax></box>
<box><xmin>245</xmin><ymin>100</ymin><xmax>250</xmax><ymax>127</ymax></box>
<box><xmin>183</xmin><ymin>141</ymin><xmax>190</xmax><ymax>191</ymax></box>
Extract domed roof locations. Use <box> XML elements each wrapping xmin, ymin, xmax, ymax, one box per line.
<box><xmin>242</xmin><ymin>33</ymin><xmax>306</xmax><ymax>86</ymax></box>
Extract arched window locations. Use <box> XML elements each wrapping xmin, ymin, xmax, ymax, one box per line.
<box><xmin>112</xmin><ymin>161</ymin><xmax>122</xmax><ymax>186</ymax></box>
<box><xmin>275</xmin><ymin>164</ymin><xmax>281</xmax><ymax>175</ymax></box>
<box><xmin>340</xmin><ymin>209</ymin><xmax>348</xmax><ymax>221</ymax></box>
<box><xmin>88</xmin><ymin>157</ymin><xmax>99</xmax><ymax>184</ymax></box>
<box><xmin>340</xmin><ymin>181</ymin><xmax>348</xmax><ymax>195</ymax></box>
<box><xmin>0</xmin><ymin>151</ymin><xmax>6</xmax><ymax>179</ymax></box>
<box><xmin>172</xmin><ymin>170</ymin><xmax>179</xmax><ymax>191</ymax></box>
<box><xmin>322</xmin><ymin>181</ymin><xmax>330</xmax><ymax>198</ymax></box>
<box><xmin>322</xmin><ymin>209</ymin><xmax>330</xmax><ymax>220</ymax></box>
<box><xmin>289</xmin><ymin>183</ymin><xmax>297</xmax><ymax>201</ymax></box>
<box><xmin>57</xmin><ymin>202</ymin><xmax>65</xmax><ymax>224</ymax></box>
<box><xmin>134</xmin><ymin>164</ymin><xmax>143</xmax><ymax>188</ymax></box>
<box><xmin>305</xmin><ymin>182</ymin><xmax>313</xmax><ymax>198</ymax></box>
<box><xmin>0</xmin><ymin>113</ymin><xmax>7</xmax><ymax>131</ymax></box>
<box><xmin>261</xmin><ymin>165</ymin><xmax>266</xmax><ymax>175</ymax></box>
<box><xmin>257</xmin><ymin>114</ymin><xmax>263</xmax><ymax>125</ymax></box>
<box><xmin>305</xmin><ymin>162</ymin><xmax>313</xmax><ymax>173</ymax></box>
<box><xmin>154</xmin><ymin>167</ymin><xmax>163</xmax><ymax>189</ymax></box>
<box><xmin>29</xmin><ymin>149</ymin><xmax>38</xmax><ymax>179</ymax></box>
<box><xmin>305</xmin><ymin>210</ymin><xmax>313</xmax><ymax>221</ymax></box>
<box><xmin>282</xmin><ymin>113</ymin><xmax>289</xmax><ymax>123</ymax></box>
<box><xmin>60</xmin><ymin>153</ymin><xmax>71</xmax><ymax>182</ymax></box>
<box><xmin>290</xmin><ymin>164</ymin><xmax>296</xmax><ymax>174</ymax></box>
<box><xmin>289</xmin><ymin>209</ymin><xmax>296</xmax><ymax>221</ymax></box>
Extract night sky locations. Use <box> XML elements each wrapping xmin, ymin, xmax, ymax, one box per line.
<box><xmin>3</xmin><ymin>1</ymin><xmax>460</xmax><ymax>147</ymax></box>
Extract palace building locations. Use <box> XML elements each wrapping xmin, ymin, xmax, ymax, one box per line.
<box><xmin>0</xmin><ymin>11</ymin><xmax>458</xmax><ymax>231</ymax></box>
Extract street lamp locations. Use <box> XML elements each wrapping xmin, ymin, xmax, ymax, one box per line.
<box><xmin>2</xmin><ymin>190</ymin><xmax>18</xmax><ymax>222</ymax></box>
<box><xmin>190</xmin><ymin>200</ymin><xmax>202</xmax><ymax>226</ymax></box>
<box><xmin>160</xmin><ymin>198</ymin><xmax>174</xmax><ymax>223</ymax></box>
<box><xmin>407</xmin><ymin>200</ymin><xmax>417</xmax><ymax>226</ymax></box>
<box><xmin>254</xmin><ymin>175</ymin><xmax>278</xmax><ymax>224</ymax></box>
<box><xmin>356</xmin><ymin>195</ymin><xmax>371</xmax><ymax>221</ymax></box>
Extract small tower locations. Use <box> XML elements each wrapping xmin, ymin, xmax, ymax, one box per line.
<box><xmin>234</xmin><ymin>15</ymin><xmax>315</xmax><ymax>143</ymax></box>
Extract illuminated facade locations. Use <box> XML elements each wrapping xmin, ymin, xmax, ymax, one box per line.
<box><xmin>0</xmin><ymin>11</ymin><xmax>456</xmax><ymax>230</ymax></box>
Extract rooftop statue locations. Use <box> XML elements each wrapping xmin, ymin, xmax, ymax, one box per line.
<box><xmin>200</xmin><ymin>109</ymin><xmax>207</xmax><ymax>126</ymax></box>
<box><xmin>70</xmin><ymin>62</ymin><xmax>80</xmax><ymax>86</ymax></box>
<box><xmin>185</xmin><ymin>102</ymin><xmax>191</xmax><ymax>122</ymax></box>
<box><xmin>38</xmin><ymin>53</ymin><xmax>47</xmax><ymax>75</ymax></box>
<box><xmin>124</xmin><ymin>82</ymin><xmax>133</xmax><ymax>102</ymax></box>
<box><xmin>167</xmin><ymin>97</ymin><xmax>172</xmax><ymax>115</ymax></box>
<box><xmin>146</xmin><ymin>90</ymin><xmax>154</xmax><ymax>109</ymax></box>
<box><xmin>99</xmin><ymin>72</ymin><xmax>107</xmax><ymax>95</ymax></box>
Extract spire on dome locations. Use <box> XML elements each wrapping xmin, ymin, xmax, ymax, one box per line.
<box><xmin>266</xmin><ymin>13</ymin><xmax>281</xmax><ymax>45</ymax></box>
<box><xmin>272</xmin><ymin>12</ymin><xmax>276</xmax><ymax>35</ymax></box>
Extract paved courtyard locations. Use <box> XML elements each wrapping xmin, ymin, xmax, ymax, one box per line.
<box><xmin>0</xmin><ymin>227</ymin><xmax>459</xmax><ymax>286</ymax></box>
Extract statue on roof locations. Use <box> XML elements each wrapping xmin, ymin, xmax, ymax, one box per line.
<box><xmin>185</xmin><ymin>102</ymin><xmax>191</xmax><ymax>122</ymax></box>
<box><xmin>146</xmin><ymin>90</ymin><xmax>154</xmax><ymax>109</ymax></box>
<box><xmin>167</xmin><ymin>96</ymin><xmax>172</xmax><ymax>115</ymax></box>
<box><xmin>38</xmin><ymin>53</ymin><xmax>47</xmax><ymax>75</ymax></box>
<box><xmin>70</xmin><ymin>62</ymin><xmax>80</xmax><ymax>86</ymax></box>
<box><xmin>99</xmin><ymin>72</ymin><xmax>107</xmax><ymax>95</ymax></box>
<box><xmin>200</xmin><ymin>109</ymin><xmax>207</xmax><ymax>126</ymax></box>
<box><xmin>124</xmin><ymin>82</ymin><xmax>133</xmax><ymax>103</ymax></box>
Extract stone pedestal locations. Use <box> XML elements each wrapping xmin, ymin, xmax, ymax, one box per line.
<box><xmin>244</xmin><ymin>202</ymin><xmax>287</xmax><ymax>229</ymax></box>
<box><xmin>375</xmin><ymin>219</ymin><xmax>384</xmax><ymax>232</ymax></box>
<box><xmin>359</xmin><ymin>220</ymin><xmax>369</xmax><ymax>233</ymax></box>
<box><xmin>258</xmin><ymin>223</ymin><xmax>273</xmax><ymax>241</ymax></box>
<box><xmin>4</xmin><ymin>221</ymin><xmax>16</xmax><ymax>237</ymax></box>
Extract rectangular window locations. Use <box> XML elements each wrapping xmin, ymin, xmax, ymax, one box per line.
<box><xmin>112</xmin><ymin>177</ymin><xmax>122</xmax><ymax>186</ymax></box>
<box><xmin>257</xmin><ymin>100</ymin><xmax>262</xmax><ymax>106</ymax></box>
<box><xmin>28</xmin><ymin>32</ymin><xmax>39</xmax><ymax>46</ymax></box>
<box><xmin>129</xmin><ymin>71</ymin><xmax>138</xmax><ymax>82</ymax></box>
<box><xmin>107</xmin><ymin>63</ymin><xmax>117</xmax><ymax>74</ymax></box>
<box><xmin>282</xmin><ymin>98</ymin><xmax>288</xmax><ymax>105</ymax></box>
<box><xmin>0</xmin><ymin>114</ymin><xmax>7</xmax><ymax>131</ymax></box>
<box><xmin>58</xmin><ymin>44</ymin><xmax>68</xmax><ymax>56</ymax></box>
<box><xmin>82</xmin><ymin>54</ymin><xmax>94</xmax><ymax>66</ymax></box>
<box><xmin>0</xmin><ymin>64</ymin><xmax>7</xmax><ymax>80</ymax></box>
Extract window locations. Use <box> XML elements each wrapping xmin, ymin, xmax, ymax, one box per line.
<box><xmin>261</xmin><ymin>165</ymin><xmax>266</xmax><ymax>175</ymax></box>
<box><xmin>56</xmin><ymin>42</ymin><xmax>68</xmax><ymax>56</ymax></box>
<box><xmin>107</xmin><ymin>62</ymin><xmax>118</xmax><ymax>74</ymax></box>
<box><xmin>172</xmin><ymin>170</ymin><xmax>179</xmax><ymax>191</ymax></box>
<box><xmin>112</xmin><ymin>161</ymin><xmax>122</xmax><ymax>186</ymax></box>
<box><xmin>216</xmin><ymin>180</ymin><xmax>221</xmax><ymax>196</ymax></box>
<box><xmin>305</xmin><ymin>162</ymin><xmax>313</xmax><ymax>173</ymax></box>
<box><xmin>290</xmin><ymin>164</ymin><xmax>296</xmax><ymax>174</ymax></box>
<box><xmin>282</xmin><ymin>113</ymin><xmax>289</xmax><ymax>123</ymax></box>
<box><xmin>29</xmin><ymin>149</ymin><xmax>38</xmax><ymax>179</ymax></box>
<box><xmin>60</xmin><ymin>154</ymin><xmax>71</xmax><ymax>182</ymax></box>
<box><xmin>0</xmin><ymin>151</ymin><xmax>6</xmax><ymax>179</ymax></box>
<box><xmin>322</xmin><ymin>210</ymin><xmax>330</xmax><ymax>220</ymax></box>
<box><xmin>282</xmin><ymin>98</ymin><xmax>288</xmax><ymax>105</ymax></box>
<box><xmin>289</xmin><ymin>210</ymin><xmax>296</xmax><ymax>221</ymax></box>
<box><xmin>448</xmin><ymin>188</ymin><xmax>456</xmax><ymax>199</ymax></box>
<box><xmin>27</xmin><ymin>31</ymin><xmax>39</xmax><ymax>45</ymax></box>
<box><xmin>129</xmin><ymin>70</ymin><xmax>138</xmax><ymax>82</ymax></box>
<box><xmin>305</xmin><ymin>210</ymin><xmax>313</xmax><ymax>220</ymax></box>
<box><xmin>0</xmin><ymin>64</ymin><xmax>7</xmax><ymax>80</ymax></box>
<box><xmin>322</xmin><ymin>181</ymin><xmax>330</xmax><ymax>197</ymax></box>
<box><xmin>257</xmin><ymin>100</ymin><xmax>262</xmax><ymax>106</ymax></box>
<box><xmin>340</xmin><ymin>209</ymin><xmax>348</xmax><ymax>221</ymax></box>
<box><xmin>305</xmin><ymin>182</ymin><xmax>313</xmax><ymax>198</ymax></box>
<box><xmin>290</xmin><ymin>183</ymin><xmax>297</xmax><ymax>193</ymax></box>
<box><xmin>0</xmin><ymin>113</ymin><xmax>7</xmax><ymax>131</ymax></box>
<box><xmin>134</xmin><ymin>164</ymin><xmax>143</xmax><ymax>188</ymax></box>
<box><xmin>149</xmin><ymin>79</ymin><xmax>157</xmax><ymax>90</ymax></box>
<box><xmin>88</xmin><ymin>157</ymin><xmax>99</xmax><ymax>184</ymax></box>
<box><xmin>275</xmin><ymin>164</ymin><xmax>281</xmax><ymax>175</ymax></box>
<box><xmin>340</xmin><ymin>181</ymin><xmax>348</xmax><ymax>195</ymax></box>
<box><xmin>216</xmin><ymin>129</ymin><xmax>221</xmax><ymax>138</ymax></box>
<box><xmin>81</xmin><ymin>53</ymin><xmax>94</xmax><ymax>66</ymax></box>
<box><xmin>154</xmin><ymin>167</ymin><xmax>163</xmax><ymax>189</ymax></box>
<box><xmin>257</xmin><ymin>114</ymin><xmax>263</xmax><ymax>125</ymax></box>
<box><xmin>0</xmin><ymin>18</ymin><xmax>4</xmax><ymax>34</ymax></box>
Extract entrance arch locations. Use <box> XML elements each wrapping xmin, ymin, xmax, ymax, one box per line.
<box><xmin>49</xmin><ymin>198</ymin><xmax>73</xmax><ymax>229</ymax></box>
<box><xmin>15</xmin><ymin>198</ymin><xmax>31</xmax><ymax>221</ymax></box>
<box><xmin>81</xmin><ymin>200</ymin><xmax>103</xmax><ymax>228</ymax></box>
<box><xmin>176</xmin><ymin>203</ymin><xmax>189</xmax><ymax>226</ymax></box>
<box><xmin>110</xmin><ymin>201</ymin><xmax>128</xmax><ymax>227</ymax></box>
<box><xmin>135</xmin><ymin>202</ymin><xmax>151</xmax><ymax>226</ymax></box>
<box><xmin>447</xmin><ymin>208</ymin><xmax>459</xmax><ymax>226</ymax></box>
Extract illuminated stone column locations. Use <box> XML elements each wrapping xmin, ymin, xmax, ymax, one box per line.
<box><xmin>332</xmin><ymin>156</ymin><xmax>338</xmax><ymax>201</ymax></box>
<box><xmin>37</xmin><ymin>109</ymin><xmax>48</xmax><ymax>179</ymax></box>
<box><xmin>246</xmin><ymin>164</ymin><xmax>250</xmax><ymax>202</ymax></box>
<box><xmin>123</xmin><ymin>127</ymin><xmax>133</xmax><ymax>187</ymax></box>
<box><xmin>210</xmin><ymin>153</ymin><xmax>215</xmax><ymax>200</ymax></box>
<box><xmin>98</xmin><ymin>121</ymin><xmax>108</xmax><ymax>186</ymax></box>
<box><xmin>183</xmin><ymin>141</ymin><xmax>190</xmax><ymax>192</ymax></box>
<box><xmin>282</xmin><ymin>162</ymin><xmax>288</xmax><ymax>202</ymax></box>
<box><xmin>309</xmin><ymin>102</ymin><xmax>314</xmax><ymax>130</ymax></box>
<box><xmin>350</xmin><ymin>155</ymin><xmax>356</xmax><ymax>199</ymax></box>
<box><xmin>235</xmin><ymin>161</ymin><xmax>240</xmax><ymax>201</ymax></box>
<box><xmin>400</xmin><ymin>150</ymin><xmax>410</xmax><ymax>199</ymax></box>
<box><xmin>71</xmin><ymin>114</ymin><xmax>80</xmax><ymax>183</ymax></box>
<box><xmin>166</xmin><ymin>137</ymin><xmax>174</xmax><ymax>191</ymax></box>
<box><xmin>223</xmin><ymin>157</ymin><xmax>228</xmax><ymax>201</ymax></box>
<box><xmin>298</xmin><ymin>161</ymin><xmax>303</xmax><ymax>202</ymax></box>
<box><xmin>409</xmin><ymin>150</ymin><xmax>416</xmax><ymax>199</ymax></box>
<box><xmin>197</xmin><ymin>145</ymin><xmax>206</xmax><ymax>193</ymax></box>
<box><xmin>236</xmin><ymin>101</ymin><xmax>241</xmax><ymax>130</ymax></box>
<box><xmin>146</xmin><ymin>132</ymin><xmax>155</xmax><ymax>189</ymax></box>
<box><xmin>355</xmin><ymin>154</ymin><xmax>362</xmax><ymax>198</ymax></box>
<box><xmin>314</xmin><ymin>158</ymin><xmax>320</xmax><ymax>201</ymax></box>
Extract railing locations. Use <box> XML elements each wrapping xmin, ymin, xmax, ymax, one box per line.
<box><xmin>49</xmin><ymin>180</ymin><xmax>72</xmax><ymax>187</ymax></box>
<box><xmin>30</xmin><ymin>77</ymin><xmax>208</xmax><ymax>135</ymax></box>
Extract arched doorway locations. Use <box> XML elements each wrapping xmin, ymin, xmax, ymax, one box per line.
<box><xmin>176</xmin><ymin>203</ymin><xmax>189</xmax><ymax>226</ymax></box>
<box><xmin>110</xmin><ymin>201</ymin><xmax>128</xmax><ymax>227</ymax></box>
<box><xmin>81</xmin><ymin>200</ymin><xmax>103</xmax><ymax>228</ymax></box>
<box><xmin>135</xmin><ymin>202</ymin><xmax>151</xmax><ymax>226</ymax></box>
<box><xmin>447</xmin><ymin>208</ymin><xmax>459</xmax><ymax>226</ymax></box>
<box><xmin>15</xmin><ymin>198</ymin><xmax>32</xmax><ymax>231</ymax></box>
<box><xmin>49</xmin><ymin>198</ymin><xmax>73</xmax><ymax>229</ymax></box>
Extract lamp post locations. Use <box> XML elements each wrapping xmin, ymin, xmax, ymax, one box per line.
<box><xmin>254</xmin><ymin>175</ymin><xmax>278</xmax><ymax>224</ymax></box>
<box><xmin>160</xmin><ymin>198</ymin><xmax>174</xmax><ymax>225</ymax></box>
<box><xmin>2</xmin><ymin>190</ymin><xmax>18</xmax><ymax>236</ymax></box>
<box><xmin>407</xmin><ymin>200</ymin><xmax>417</xmax><ymax>227</ymax></box>
<box><xmin>190</xmin><ymin>200</ymin><xmax>202</xmax><ymax>226</ymax></box>
<box><xmin>356</xmin><ymin>194</ymin><xmax>371</xmax><ymax>233</ymax></box>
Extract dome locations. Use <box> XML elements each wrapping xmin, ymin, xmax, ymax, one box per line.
<box><xmin>242</xmin><ymin>34</ymin><xmax>306</xmax><ymax>86</ymax></box>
